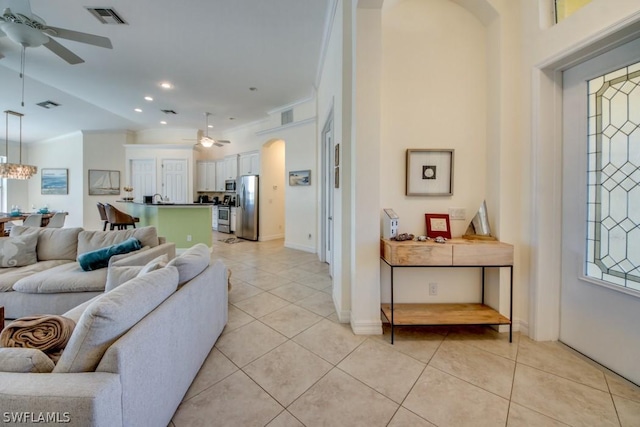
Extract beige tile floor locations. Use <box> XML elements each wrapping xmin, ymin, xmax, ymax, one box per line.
<box><xmin>171</xmin><ymin>234</ymin><xmax>640</xmax><ymax>427</ymax></box>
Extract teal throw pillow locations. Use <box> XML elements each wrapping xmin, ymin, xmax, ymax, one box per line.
<box><xmin>78</xmin><ymin>237</ymin><xmax>142</xmax><ymax>271</ymax></box>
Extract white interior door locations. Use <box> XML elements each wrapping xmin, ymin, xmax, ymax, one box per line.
<box><xmin>321</xmin><ymin>113</ymin><xmax>334</xmax><ymax>276</ymax></box>
<box><xmin>162</xmin><ymin>159</ymin><xmax>188</xmax><ymax>203</ymax></box>
<box><xmin>130</xmin><ymin>159</ymin><xmax>155</xmax><ymax>201</ymax></box>
<box><xmin>561</xmin><ymin>37</ymin><xmax>640</xmax><ymax>384</ymax></box>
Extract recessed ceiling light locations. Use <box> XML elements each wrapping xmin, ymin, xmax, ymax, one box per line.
<box><xmin>144</xmin><ymin>96</ymin><xmax>153</xmax><ymax>101</ymax></box>
<box><xmin>229</xmin><ymin>117</ymin><xmax>235</xmax><ymax>120</ymax></box>
<box><xmin>160</xmin><ymin>121</ymin><xmax>167</xmax><ymax>125</ymax></box>
<box><xmin>249</xmin><ymin>87</ymin><xmax>257</xmax><ymax>91</ymax></box>
<box><xmin>134</xmin><ymin>108</ymin><xmax>142</xmax><ymax>112</ymax></box>
<box><xmin>160</xmin><ymin>82</ymin><xmax>173</xmax><ymax>89</ymax></box>
<box><xmin>208</xmin><ymin>124</ymin><xmax>213</xmax><ymax>128</ymax></box>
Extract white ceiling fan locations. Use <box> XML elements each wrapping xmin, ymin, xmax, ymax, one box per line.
<box><xmin>190</xmin><ymin>112</ymin><xmax>231</xmax><ymax>148</ymax></box>
<box><xmin>0</xmin><ymin>0</ymin><xmax>112</xmax><ymax>64</ymax></box>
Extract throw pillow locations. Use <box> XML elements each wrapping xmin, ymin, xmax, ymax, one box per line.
<box><xmin>137</xmin><ymin>254</ymin><xmax>168</xmax><ymax>276</ymax></box>
<box><xmin>77</xmin><ymin>237</ymin><xmax>142</xmax><ymax>271</ymax></box>
<box><xmin>104</xmin><ymin>254</ymin><xmax>168</xmax><ymax>292</ymax></box>
<box><xmin>54</xmin><ymin>266</ymin><xmax>179</xmax><ymax>373</ymax></box>
<box><xmin>0</xmin><ymin>348</ymin><xmax>55</xmax><ymax>373</ymax></box>
<box><xmin>166</xmin><ymin>243</ymin><xmax>210</xmax><ymax>286</ymax></box>
<box><xmin>0</xmin><ymin>233</ymin><xmax>38</xmax><ymax>267</ymax></box>
<box><xmin>77</xmin><ymin>226</ymin><xmax>158</xmax><ymax>255</ymax></box>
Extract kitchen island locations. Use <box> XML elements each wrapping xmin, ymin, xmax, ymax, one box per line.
<box><xmin>117</xmin><ymin>202</ymin><xmax>212</xmax><ymax>249</ymax></box>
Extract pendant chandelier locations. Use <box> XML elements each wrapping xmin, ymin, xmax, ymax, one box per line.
<box><xmin>1</xmin><ymin>110</ymin><xmax>37</xmax><ymax>180</ymax></box>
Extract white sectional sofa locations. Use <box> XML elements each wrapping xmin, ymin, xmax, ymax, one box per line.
<box><xmin>0</xmin><ymin>243</ymin><xmax>227</xmax><ymax>427</ymax></box>
<box><xmin>0</xmin><ymin>226</ymin><xmax>175</xmax><ymax>319</ymax></box>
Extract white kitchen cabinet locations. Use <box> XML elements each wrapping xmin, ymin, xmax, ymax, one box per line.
<box><xmin>196</xmin><ymin>161</ymin><xmax>216</xmax><ymax>191</ymax></box>
<box><xmin>212</xmin><ymin>205</ymin><xmax>219</xmax><ymax>230</ymax></box>
<box><xmin>239</xmin><ymin>151</ymin><xmax>260</xmax><ymax>176</ymax></box>
<box><xmin>224</xmin><ymin>155</ymin><xmax>238</xmax><ymax>180</ymax></box>
<box><xmin>215</xmin><ymin>159</ymin><xmax>225</xmax><ymax>191</ymax></box>
<box><xmin>230</xmin><ymin>207</ymin><xmax>237</xmax><ymax>232</ymax></box>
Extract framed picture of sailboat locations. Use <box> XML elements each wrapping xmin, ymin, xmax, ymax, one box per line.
<box><xmin>88</xmin><ymin>170</ymin><xmax>120</xmax><ymax>195</ymax></box>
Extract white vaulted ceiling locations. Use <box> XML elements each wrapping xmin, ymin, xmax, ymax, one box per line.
<box><xmin>0</xmin><ymin>0</ymin><xmax>330</xmax><ymax>142</ymax></box>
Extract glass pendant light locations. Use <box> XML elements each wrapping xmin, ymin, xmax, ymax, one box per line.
<box><xmin>0</xmin><ymin>110</ymin><xmax>38</xmax><ymax>179</ymax></box>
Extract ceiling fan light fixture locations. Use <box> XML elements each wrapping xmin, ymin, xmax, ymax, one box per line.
<box><xmin>1</xmin><ymin>21</ymin><xmax>48</xmax><ymax>47</ymax></box>
<box><xmin>200</xmin><ymin>136</ymin><xmax>215</xmax><ymax>148</ymax></box>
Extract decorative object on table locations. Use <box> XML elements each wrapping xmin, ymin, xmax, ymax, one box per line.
<box><xmin>289</xmin><ymin>169</ymin><xmax>311</xmax><ymax>186</ymax></box>
<box><xmin>417</xmin><ymin>235</ymin><xmax>428</xmax><ymax>241</ymax></box>
<box><xmin>381</xmin><ymin>208</ymin><xmax>399</xmax><ymax>240</ymax></box>
<box><xmin>123</xmin><ymin>186</ymin><xmax>134</xmax><ymax>201</ymax></box>
<box><xmin>38</xmin><ymin>206</ymin><xmax>49</xmax><ymax>214</ymax></box>
<box><xmin>88</xmin><ymin>170</ymin><xmax>120</xmax><ymax>195</ymax></box>
<box><xmin>392</xmin><ymin>233</ymin><xmax>414</xmax><ymax>241</ymax></box>
<box><xmin>10</xmin><ymin>206</ymin><xmax>21</xmax><ymax>217</ymax></box>
<box><xmin>463</xmin><ymin>200</ymin><xmax>497</xmax><ymax>240</ymax></box>
<box><xmin>434</xmin><ymin>236</ymin><xmax>447</xmax><ymax>243</ymax></box>
<box><xmin>0</xmin><ymin>111</ymin><xmax>37</xmax><ymax>180</ymax></box>
<box><xmin>425</xmin><ymin>213</ymin><xmax>452</xmax><ymax>239</ymax></box>
<box><xmin>41</xmin><ymin>168</ymin><xmax>68</xmax><ymax>195</ymax></box>
<box><xmin>406</xmin><ymin>149</ymin><xmax>454</xmax><ymax>196</ymax></box>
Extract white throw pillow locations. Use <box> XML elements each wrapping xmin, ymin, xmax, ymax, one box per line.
<box><xmin>0</xmin><ymin>348</ymin><xmax>55</xmax><ymax>373</ymax></box>
<box><xmin>53</xmin><ymin>266</ymin><xmax>179</xmax><ymax>373</ymax></box>
<box><xmin>104</xmin><ymin>254</ymin><xmax>168</xmax><ymax>292</ymax></box>
<box><xmin>137</xmin><ymin>254</ymin><xmax>168</xmax><ymax>276</ymax></box>
<box><xmin>166</xmin><ymin>243</ymin><xmax>210</xmax><ymax>286</ymax></box>
<box><xmin>0</xmin><ymin>234</ymin><xmax>38</xmax><ymax>267</ymax></box>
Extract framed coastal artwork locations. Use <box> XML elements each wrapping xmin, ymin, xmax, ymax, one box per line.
<box><xmin>88</xmin><ymin>169</ymin><xmax>120</xmax><ymax>195</ymax></box>
<box><xmin>289</xmin><ymin>170</ymin><xmax>311</xmax><ymax>186</ymax></box>
<box><xmin>41</xmin><ymin>168</ymin><xmax>68</xmax><ymax>195</ymax></box>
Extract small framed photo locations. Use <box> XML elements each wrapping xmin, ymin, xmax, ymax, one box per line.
<box><xmin>41</xmin><ymin>168</ymin><xmax>68</xmax><ymax>195</ymax></box>
<box><xmin>425</xmin><ymin>213</ymin><xmax>452</xmax><ymax>239</ymax></box>
<box><xmin>335</xmin><ymin>143</ymin><xmax>340</xmax><ymax>167</ymax></box>
<box><xmin>334</xmin><ymin>166</ymin><xmax>339</xmax><ymax>189</ymax></box>
<box><xmin>406</xmin><ymin>149</ymin><xmax>454</xmax><ymax>196</ymax></box>
<box><xmin>289</xmin><ymin>169</ymin><xmax>311</xmax><ymax>186</ymax></box>
<box><xmin>88</xmin><ymin>169</ymin><xmax>120</xmax><ymax>195</ymax></box>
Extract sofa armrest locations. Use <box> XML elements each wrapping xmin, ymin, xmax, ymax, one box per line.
<box><xmin>0</xmin><ymin>372</ymin><xmax>122</xmax><ymax>427</ymax></box>
<box><xmin>109</xmin><ymin>242</ymin><xmax>176</xmax><ymax>268</ymax></box>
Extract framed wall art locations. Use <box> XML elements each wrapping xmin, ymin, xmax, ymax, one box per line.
<box><xmin>425</xmin><ymin>213</ymin><xmax>452</xmax><ymax>239</ymax></box>
<box><xmin>88</xmin><ymin>170</ymin><xmax>120</xmax><ymax>195</ymax></box>
<box><xmin>406</xmin><ymin>149</ymin><xmax>454</xmax><ymax>196</ymax></box>
<box><xmin>41</xmin><ymin>168</ymin><xmax>68</xmax><ymax>195</ymax></box>
<box><xmin>289</xmin><ymin>170</ymin><xmax>311</xmax><ymax>186</ymax></box>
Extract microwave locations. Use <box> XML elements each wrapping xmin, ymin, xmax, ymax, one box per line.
<box><xmin>225</xmin><ymin>179</ymin><xmax>236</xmax><ymax>192</ymax></box>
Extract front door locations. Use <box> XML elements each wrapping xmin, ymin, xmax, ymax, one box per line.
<box><xmin>561</xmin><ymin>37</ymin><xmax>640</xmax><ymax>384</ymax></box>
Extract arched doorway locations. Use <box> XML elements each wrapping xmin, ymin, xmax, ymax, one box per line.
<box><xmin>259</xmin><ymin>139</ymin><xmax>286</xmax><ymax>241</ymax></box>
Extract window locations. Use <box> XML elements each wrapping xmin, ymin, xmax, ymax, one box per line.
<box><xmin>586</xmin><ymin>61</ymin><xmax>640</xmax><ymax>292</ymax></box>
<box><xmin>554</xmin><ymin>0</ymin><xmax>592</xmax><ymax>23</ymax></box>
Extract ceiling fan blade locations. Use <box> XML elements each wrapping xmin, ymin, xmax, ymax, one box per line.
<box><xmin>217</xmin><ymin>140</ymin><xmax>231</xmax><ymax>144</ymax></box>
<box><xmin>45</xmin><ymin>26</ymin><xmax>112</xmax><ymax>49</ymax></box>
<box><xmin>43</xmin><ymin>37</ymin><xmax>84</xmax><ymax>64</ymax></box>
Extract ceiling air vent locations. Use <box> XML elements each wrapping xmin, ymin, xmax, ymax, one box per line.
<box><xmin>161</xmin><ymin>109</ymin><xmax>177</xmax><ymax>115</ymax></box>
<box><xmin>86</xmin><ymin>7</ymin><xmax>127</xmax><ymax>25</ymax></box>
<box><xmin>281</xmin><ymin>109</ymin><xmax>293</xmax><ymax>125</ymax></box>
<box><xmin>36</xmin><ymin>100</ymin><xmax>60</xmax><ymax>109</ymax></box>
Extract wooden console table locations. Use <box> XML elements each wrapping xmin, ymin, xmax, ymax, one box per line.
<box><xmin>380</xmin><ymin>238</ymin><xmax>513</xmax><ymax>344</ymax></box>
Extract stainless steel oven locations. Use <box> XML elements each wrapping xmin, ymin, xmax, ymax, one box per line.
<box><xmin>218</xmin><ymin>206</ymin><xmax>230</xmax><ymax>233</ymax></box>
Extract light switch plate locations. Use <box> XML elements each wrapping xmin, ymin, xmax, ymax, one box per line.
<box><xmin>449</xmin><ymin>207</ymin><xmax>466</xmax><ymax>221</ymax></box>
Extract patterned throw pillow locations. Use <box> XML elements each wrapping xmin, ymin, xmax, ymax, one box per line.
<box><xmin>0</xmin><ymin>233</ymin><xmax>38</xmax><ymax>267</ymax></box>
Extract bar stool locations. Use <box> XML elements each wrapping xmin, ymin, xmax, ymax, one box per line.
<box><xmin>104</xmin><ymin>204</ymin><xmax>139</xmax><ymax>230</ymax></box>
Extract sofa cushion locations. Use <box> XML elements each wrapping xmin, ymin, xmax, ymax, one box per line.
<box><xmin>12</xmin><ymin>262</ymin><xmax>108</xmax><ymax>294</ymax></box>
<box><xmin>166</xmin><ymin>243</ymin><xmax>210</xmax><ymax>286</ymax></box>
<box><xmin>0</xmin><ymin>233</ymin><xmax>38</xmax><ymax>267</ymax></box>
<box><xmin>77</xmin><ymin>226</ymin><xmax>159</xmax><ymax>255</ymax></box>
<box><xmin>53</xmin><ymin>266</ymin><xmax>179</xmax><ymax>373</ymax></box>
<box><xmin>104</xmin><ymin>254</ymin><xmax>168</xmax><ymax>292</ymax></box>
<box><xmin>78</xmin><ymin>237</ymin><xmax>142</xmax><ymax>271</ymax></box>
<box><xmin>0</xmin><ymin>260</ymin><xmax>73</xmax><ymax>292</ymax></box>
<box><xmin>10</xmin><ymin>226</ymin><xmax>82</xmax><ymax>261</ymax></box>
<box><xmin>0</xmin><ymin>348</ymin><xmax>55</xmax><ymax>373</ymax></box>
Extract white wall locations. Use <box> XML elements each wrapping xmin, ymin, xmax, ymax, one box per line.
<box><xmin>259</xmin><ymin>139</ymin><xmax>285</xmax><ymax>241</ymax></box>
<box><xmin>26</xmin><ymin>132</ymin><xmax>84</xmax><ymax>228</ymax></box>
<box><xmin>378</xmin><ymin>0</ymin><xmax>490</xmax><ymax>305</ymax></box>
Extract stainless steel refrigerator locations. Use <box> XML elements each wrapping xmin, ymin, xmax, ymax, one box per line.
<box><xmin>236</xmin><ymin>175</ymin><xmax>259</xmax><ymax>240</ymax></box>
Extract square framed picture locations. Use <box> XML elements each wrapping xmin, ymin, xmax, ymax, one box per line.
<box><xmin>41</xmin><ymin>168</ymin><xmax>68</xmax><ymax>195</ymax></box>
<box><xmin>88</xmin><ymin>170</ymin><xmax>120</xmax><ymax>195</ymax></box>
<box><xmin>425</xmin><ymin>213</ymin><xmax>452</xmax><ymax>239</ymax></box>
<box><xmin>406</xmin><ymin>149</ymin><xmax>454</xmax><ymax>196</ymax></box>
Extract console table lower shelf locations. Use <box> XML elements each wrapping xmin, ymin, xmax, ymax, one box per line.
<box><xmin>381</xmin><ymin>302</ymin><xmax>511</xmax><ymax>328</ymax></box>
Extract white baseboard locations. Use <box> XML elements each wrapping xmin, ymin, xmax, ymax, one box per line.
<box><xmin>332</xmin><ymin>293</ymin><xmax>350</xmax><ymax>323</ymax></box>
<box><xmin>258</xmin><ymin>233</ymin><xmax>284</xmax><ymax>241</ymax></box>
<box><xmin>284</xmin><ymin>241</ymin><xmax>316</xmax><ymax>253</ymax></box>
<box><xmin>350</xmin><ymin>318</ymin><xmax>383</xmax><ymax>335</ymax></box>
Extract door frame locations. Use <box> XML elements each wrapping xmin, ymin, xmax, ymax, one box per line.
<box><xmin>320</xmin><ymin>106</ymin><xmax>335</xmax><ymax>275</ymax></box>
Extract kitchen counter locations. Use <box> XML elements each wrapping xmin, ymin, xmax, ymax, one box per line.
<box><xmin>117</xmin><ymin>202</ymin><xmax>212</xmax><ymax>248</ymax></box>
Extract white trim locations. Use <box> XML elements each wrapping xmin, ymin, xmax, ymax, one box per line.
<box><xmin>314</xmin><ymin>0</ymin><xmax>339</xmax><ymax>89</ymax></box>
<box><xmin>123</xmin><ymin>144</ymin><xmax>194</xmax><ymax>150</ymax></box>
<box><xmin>258</xmin><ymin>233</ymin><xmax>284</xmax><ymax>242</ymax></box>
<box><xmin>255</xmin><ymin>117</ymin><xmax>317</xmax><ymax>136</ymax></box>
<box><xmin>266</xmin><ymin>96</ymin><xmax>316</xmax><ymax>116</ymax></box>
<box><xmin>350</xmin><ymin>318</ymin><xmax>382</xmax><ymax>335</ymax></box>
<box><xmin>284</xmin><ymin>241</ymin><xmax>316</xmax><ymax>253</ymax></box>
